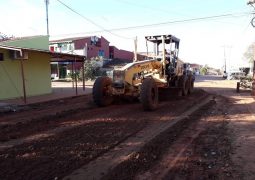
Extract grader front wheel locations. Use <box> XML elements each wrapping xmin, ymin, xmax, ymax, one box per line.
<box><xmin>236</xmin><ymin>82</ymin><xmax>240</xmax><ymax>93</ymax></box>
<box><xmin>141</xmin><ymin>78</ymin><xmax>158</xmax><ymax>111</ymax></box>
<box><xmin>93</xmin><ymin>76</ymin><xmax>113</xmax><ymax>107</ymax></box>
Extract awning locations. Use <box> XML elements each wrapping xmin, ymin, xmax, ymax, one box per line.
<box><xmin>50</xmin><ymin>52</ymin><xmax>85</xmax><ymax>62</ymax></box>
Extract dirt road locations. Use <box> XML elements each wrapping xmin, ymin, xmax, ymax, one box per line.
<box><xmin>123</xmin><ymin>75</ymin><xmax>254</xmax><ymax>180</ymax></box>
<box><xmin>196</xmin><ymin>75</ymin><xmax>255</xmax><ymax>179</ymax></box>
<box><xmin>0</xmin><ymin>86</ymin><xmax>209</xmax><ymax>180</ymax></box>
<box><xmin>0</xmin><ymin>75</ymin><xmax>254</xmax><ymax>180</ymax></box>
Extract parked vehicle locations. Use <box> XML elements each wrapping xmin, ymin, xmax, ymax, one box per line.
<box><xmin>236</xmin><ymin>75</ymin><xmax>252</xmax><ymax>92</ymax></box>
<box><xmin>227</xmin><ymin>71</ymin><xmax>245</xmax><ymax>80</ymax></box>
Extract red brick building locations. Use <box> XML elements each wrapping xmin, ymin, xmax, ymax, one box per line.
<box><xmin>109</xmin><ymin>46</ymin><xmax>134</xmax><ymax>60</ymax></box>
<box><xmin>50</xmin><ymin>36</ymin><xmax>110</xmax><ymax>59</ymax></box>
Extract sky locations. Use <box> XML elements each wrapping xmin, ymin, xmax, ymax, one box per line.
<box><xmin>0</xmin><ymin>0</ymin><xmax>255</xmax><ymax>70</ymax></box>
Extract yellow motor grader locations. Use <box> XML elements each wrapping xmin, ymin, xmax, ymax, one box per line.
<box><xmin>92</xmin><ymin>34</ymin><xmax>195</xmax><ymax>110</ymax></box>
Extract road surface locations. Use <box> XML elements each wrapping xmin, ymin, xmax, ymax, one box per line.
<box><xmin>0</xmin><ymin>75</ymin><xmax>254</xmax><ymax>180</ymax></box>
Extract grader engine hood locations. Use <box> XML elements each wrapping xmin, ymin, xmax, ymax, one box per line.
<box><xmin>113</xmin><ymin>59</ymin><xmax>162</xmax><ymax>87</ymax></box>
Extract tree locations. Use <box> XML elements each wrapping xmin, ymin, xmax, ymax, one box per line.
<box><xmin>243</xmin><ymin>43</ymin><xmax>255</xmax><ymax>63</ymax></box>
<box><xmin>200</xmin><ymin>65</ymin><xmax>208</xmax><ymax>75</ymax></box>
<box><xmin>80</xmin><ymin>60</ymin><xmax>106</xmax><ymax>81</ymax></box>
<box><xmin>0</xmin><ymin>32</ymin><xmax>14</xmax><ymax>42</ymax></box>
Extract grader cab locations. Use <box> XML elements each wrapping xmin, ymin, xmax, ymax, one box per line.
<box><xmin>92</xmin><ymin>34</ymin><xmax>195</xmax><ymax>110</ymax></box>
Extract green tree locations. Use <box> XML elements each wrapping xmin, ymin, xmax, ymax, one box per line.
<box><xmin>80</xmin><ymin>60</ymin><xmax>106</xmax><ymax>80</ymax></box>
<box><xmin>200</xmin><ymin>65</ymin><xmax>208</xmax><ymax>75</ymax></box>
<box><xmin>243</xmin><ymin>43</ymin><xmax>255</xmax><ymax>63</ymax></box>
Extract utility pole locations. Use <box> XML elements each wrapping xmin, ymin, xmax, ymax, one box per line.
<box><xmin>251</xmin><ymin>44</ymin><xmax>255</xmax><ymax>96</ymax></box>
<box><xmin>223</xmin><ymin>46</ymin><xmax>226</xmax><ymax>72</ymax></box>
<box><xmin>134</xmin><ymin>36</ymin><xmax>138</xmax><ymax>62</ymax></box>
<box><xmin>45</xmin><ymin>0</ymin><xmax>49</xmax><ymax>36</ymax></box>
<box><xmin>221</xmin><ymin>45</ymin><xmax>232</xmax><ymax>73</ymax></box>
<box><xmin>247</xmin><ymin>0</ymin><xmax>255</xmax><ymax>96</ymax></box>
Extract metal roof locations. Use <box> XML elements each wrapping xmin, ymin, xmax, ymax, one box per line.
<box><xmin>145</xmin><ymin>35</ymin><xmax>180</xmax><ymax>45</ymax></box>
<box><xmin>0</xmin><ymin>45</ymin><xmax>86</xmax><ymax>62</ymax></box>
<box><xmin>49</xmin><ymin>36</ymin><xmax>91</xmax><ymax>43</ymax></box>
<box><xmin>0</xmin><ymin>35</ymin><xmax>47</xmax><ymax>43</ymax></box>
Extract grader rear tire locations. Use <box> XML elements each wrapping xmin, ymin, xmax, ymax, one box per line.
<box><xmin>93</xmin><ymin>76</ymin><xmax>113</xmax><ymax>107</ymax></box>
<box><xmin>141</xmin><ymin>78</ymin><xmax>158</xmax><ymax>111</ymax></box>
<box><xmin>188</xmin><ymin>76</ymin><xmax>194</xmax><ymax>94</ymax></box>
<box><xmin>179</xmin><ymin>76</ymin><xmax>189</xmax><ymax>96</ymax></box>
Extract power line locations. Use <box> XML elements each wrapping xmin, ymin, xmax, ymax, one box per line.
<box><xmin>56</xmin><ymin>0</ymin><xmax>133</xmax><ymax>40</ymax></box>
<box><xmin>113</xmin><ymin>0</ymin><xmax>188</xmax><ymax>17</ymax></box>
<box><xmin>106</xmin><ymin>12</ymin><xmax>250</xmax><ymax>31</ymax></box>
<box><xmin>51</xmin><ymin>11</ymin><xmax>252</xmax><ymax>37</ymax></box>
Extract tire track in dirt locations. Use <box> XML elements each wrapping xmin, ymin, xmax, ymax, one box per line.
<box><xmin>102</xmin><ymin>96</ymin><xmax>215</xmax><ymax>180</ymax></box>
<box><xmin>64</xmin><ymin>95</ymin><xmax>212</xmax><ymax>180</ymax></box>
<box><xmin>0</xmin><ymin>89</ymin><xmax>208</xmax><ymax>144</ymax></box>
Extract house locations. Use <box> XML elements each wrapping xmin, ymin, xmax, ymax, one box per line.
<box><xmin>0</xmin><ymin>36</ymin><xmax>52</xmax><ymax>100</ymax></box>
<box><xmin>110</xmin><ymin>46</ymin><xmax>147</xmax><ymax>61</ymax></box>
<box><xmin>49</xmin><ymin>36</ymin><xmax>110</xmax><ymax>59</ymax></box>
<box><xmin>102</xmin><ymin>47</ymin><xmax>148</xmax><ymax>77</ymax></box>
<box><xmin>190</xmin><ymin>63</ymin><xmax>202</xmax><ymax>75</ymax></box>
<box><xmin>0</xmin><ymin>35</ymin><xmax>86</xmax><ymax>101</ymax></box>
<box><xmin>49</xmin><ymin>36</ymin><xmax>110</xmax><ymax>79</ymax></box>
<box><xmin>109</xmin><ymin>46</ymin><xmax>134</xmax><ymax>60</ymax></box>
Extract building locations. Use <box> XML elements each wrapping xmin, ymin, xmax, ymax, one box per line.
<box><xmin>49</xmin><ymin>36</ymin><xmax>148</xmax><ymax>79</ymax></box>
<box><xmin>49</xmin><ymin>36</ymin><xmax>110</xmax><ymax>59</ymax></box>
<box><xmin>190</xmin><ymin>63</ymin><xmax>202</xmax><ymax>75</ymax></box>
<box><xmin>0</xmin><ymin>35</ymin><xmax>86</xmax><ymax>101</ymax></box>
<box><xmin>109</xmin><ymin>46</ymin><xmax>134</xmax><ymax>60</ymax></box>
<box><xmin>0</xmin><ymin>36</ymin><xmax>52</xmax><ymax>100</ymax></box>
<box><xmin>49</xmin><ymin>36</ymin><xmax>111</xmax><ymax>79</ymax></box>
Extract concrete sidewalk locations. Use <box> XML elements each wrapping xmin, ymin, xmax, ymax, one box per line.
<box><xmin>0</xmin><ymin>81</ymin><xmax>94</xmax><ymax>106</ymax></box>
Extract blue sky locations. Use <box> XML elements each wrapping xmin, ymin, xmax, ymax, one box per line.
<box><xmin>0</xmin><ymin>0</ymin><xmax>254</xmax><ymax>69</ymax></box>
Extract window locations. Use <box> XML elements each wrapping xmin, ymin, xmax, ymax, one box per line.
<box><xmin>69</xmin><ymin>44</ymin><xmax>73</xmax><ymax>51</ymax></box>
<box><xmin>98</xmin><ymin>50</ymin><xmax>104</xmax><ymax>57</ymax></box>
<box><xmin>61</xmin><ymin>44</ymin><xmax>68</xmax><ymax>51</ymax></box>
<box><xmin>0</xmin><ymin>53</ymin><xmax>4</xmax><ymax>61</ymax></box>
